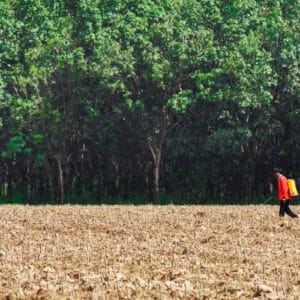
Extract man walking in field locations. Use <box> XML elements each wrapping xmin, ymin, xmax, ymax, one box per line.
<box><xmin>273</xmin><ymin>168</ymin><xmax>298</xmax><ymax>218</ymax></box>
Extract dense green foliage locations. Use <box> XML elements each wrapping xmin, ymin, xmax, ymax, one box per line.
<box><xmin>0</xmin><ymin>0</ymin><xmax>299</xmax><ymax>204</ymax></box>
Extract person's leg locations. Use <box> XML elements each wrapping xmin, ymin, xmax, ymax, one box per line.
<box><xmin>279</xmin><ymin>200</ymin><xmax>286</xmax><ymax>217</ymax></box>
<box><xmin>286</xmin><ymin>201</ymin><xmax>298</xmax><ymax>218</ymax></box>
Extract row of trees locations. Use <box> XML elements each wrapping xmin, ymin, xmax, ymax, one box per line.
<box><xmin>0</xmin><ymin>0</ymin><xmax>299</xmax><ymax>204</ymax></box>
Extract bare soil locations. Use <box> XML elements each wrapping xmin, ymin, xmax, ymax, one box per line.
<box><xmin>0</xmin><ymin>205</ymin><xmax>300</xmax><ymax>299</ymax></box>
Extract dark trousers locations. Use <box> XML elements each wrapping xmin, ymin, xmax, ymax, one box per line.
<box><xmin>279</xmin><ymin>200</ymin><xmax>298</xmax><ymax>218</ymax></box>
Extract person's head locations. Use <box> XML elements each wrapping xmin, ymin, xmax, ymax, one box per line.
<box><xmin>273</xmin><ymin>167</ymin><xmax>280</xmax><ymax>177</ymax></box>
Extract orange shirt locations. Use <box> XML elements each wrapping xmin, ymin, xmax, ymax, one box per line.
<box><xmin>277</xmin><ymin>174</ymin><xmax>291</xmax><ymax>201</ymax></box>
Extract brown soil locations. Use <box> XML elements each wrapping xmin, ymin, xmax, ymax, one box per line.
<box><xmin>0</xmin><ymin>205</ymin><xmax>299</xmax><ymax>299</ymax></box>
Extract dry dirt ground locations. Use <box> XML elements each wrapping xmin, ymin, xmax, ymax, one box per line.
<box><xmin>0</xmin><ymin>205</ymin><xmax>300</xmax><ymax>299</ymax></box>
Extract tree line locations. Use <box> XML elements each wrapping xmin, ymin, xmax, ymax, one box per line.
<box><xmin>0</xmin><ymin>0</ymin><xmax>299</xmax><ymax>204</ymax></box>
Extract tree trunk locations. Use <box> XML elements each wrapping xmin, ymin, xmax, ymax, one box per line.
<box><xmin>145</xmin><ymin>162</ymin><xmax>151</xmax><ymax>197</ymax></box>
<box><xmin>154</xmin><ymin>160</ymin><xmax>160</xmax><ymax>196</ymax></box>
<box><xmin>144</xmin><ymin>105</ymin><xmax>170</xmax><ymax>200</ymax></box>
<box><xmin>55</xmin><ymin>156</ymin><xmax>64</xmax><ymax>204</ymax></box>
<box><xmin>147</xmin><ymin>141</ymin><xmax>162</xmax><ymax>199</ymax></box>
<box><xmin>45</xmin><ymin>158</ymin><xmax>55</xmax><ymax>203</ymax></box>
<box><xmin>7</xmin><ymin>172</ymin><xmax>13</xmax><ymax>203</ymax></box>
<box><xmin>113</xmin><ymin>161</ymin><xmax>120</xmax><ymax>193</ymax></box>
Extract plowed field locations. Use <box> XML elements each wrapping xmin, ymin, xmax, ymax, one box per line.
<box><xmin>0</xmin><ymin>205</ymin><xmax>300</xmax><ymax>299</ymax></box>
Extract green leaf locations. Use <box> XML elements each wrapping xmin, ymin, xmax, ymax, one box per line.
<box><xmin>37</xmin><ymin>153</ymin><xmax>45</xmax><ymax>161</ymax></box>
